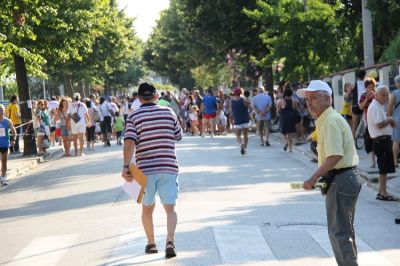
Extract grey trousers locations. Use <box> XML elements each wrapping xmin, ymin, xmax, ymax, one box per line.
<box><xmin>325</xmin><ymin>168</ymin><xmax>362</xmax><ymax>266</ymax></box>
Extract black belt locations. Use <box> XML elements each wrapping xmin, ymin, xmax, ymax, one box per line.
<box><xmin>373</xmin><ymin>135</ymin><xmax>391</xmax><ymax>141</ymax></box>
<box><xmin>328</xmin><ymin>166</ymin><xmax>357</xmax><ymax>176</ymax></box>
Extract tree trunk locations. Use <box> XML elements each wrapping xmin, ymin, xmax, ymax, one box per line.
<box><xmin>264</xmin><ymin>66</ymin><xmax>276</xmax><ymax>118</ymax></box>
<box><xmin>14</xmin><ymin>54</ymin><xmax>37</xmax><ymax>156</ymax></box>
<box><xmin>63</xmin><ymin>74</ymin><xmax>73</xmax><ymax>98</ymax></box>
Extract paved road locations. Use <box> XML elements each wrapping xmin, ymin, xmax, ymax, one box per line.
<box><xmin>0</xmin><ymin>134</ymin><xmax>399</xmax><ymax>265</ymax></box>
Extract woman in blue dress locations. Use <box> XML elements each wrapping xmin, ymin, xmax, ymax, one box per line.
<box><xmin>0</xmin><ymin>104</ymin><xmax>17</xmax><ymax>186</ymax></box>
<box><xmin>277</xmin><ymin>87</ymin><xmax>299</xmax><ymax>152</ymax></box>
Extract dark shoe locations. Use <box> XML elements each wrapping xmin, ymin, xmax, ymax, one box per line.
<box><xmin>106</xmin><ymin>140</ymin><xmax>111</xmax><ymax>146</ymax></box>
<box><xmin>283</xmin><ymin>144</ymin><xmax>288</xmax><ymax>151</ymax></box>
<box><xmin>145</xmin><ymin>243</ymin><xmax>158</xmax><ymax>254</ymax></box>
<box><xmin>266</xmin><ymin>142</ymin><xmax>270</xmax><ymax>146</ymax></box>
<box><xmin>376</xmin><ymin>194</ymin><xmax>397</xmax><ymax>201</ymax></box>
<box><xmin>240</xmin><ymin>144</ymin><xmax>245</xmax><ymax>155</ymax></box>
<box><xmin>260</xmin><ymin>143</ymin><xmax>264</xmax><ymax>146</ymax></box>
<box><xmin>165</xmin><ymin>241</ymin><xmax>177</xmax><ymax>259</ymax></box>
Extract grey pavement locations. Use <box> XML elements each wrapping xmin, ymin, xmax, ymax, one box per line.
<box><xmin>0</xmin><ymin>134</ymin><xmax>399</xmax><ymax>265</ymax></box>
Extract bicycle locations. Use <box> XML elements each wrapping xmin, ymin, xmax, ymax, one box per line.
<box><xmin>354</xmin><ymin>117</ymin><xmax>366</xmax><ymax>150</ymax></box>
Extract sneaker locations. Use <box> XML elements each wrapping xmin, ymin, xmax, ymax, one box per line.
<box><xmin>266</xmin><ymin>142</ymin><xmax>270</xmax><ymax>146</ymax></box>
<box><xmin>240</xmin><ymin>144</ymin><xmax>245</xmax><ymax>155</ymax></box>
<box><xmin>107</xmin><ymin>140</ymin><xmax>111</xmax><ymax>146</ymax></box>
<box><xmin>283</xmin><ymin>144</ymin><xmax>288</xmax><ymax>151</ymax></box>
<box><xmin>0</xmin><ymin>177</ymin><xmax>8</xmax><ymax>186</ymax></box>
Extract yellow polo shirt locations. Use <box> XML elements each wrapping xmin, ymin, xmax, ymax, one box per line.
<box><xmin>316</xmin><ymin>107</ymin><xmax>358</xmax><ymax>169</ymax></box>
<box><xmin>6</xmin><ymin>104</ymin><xmax>21</xmax><ymax>125</ymax></box>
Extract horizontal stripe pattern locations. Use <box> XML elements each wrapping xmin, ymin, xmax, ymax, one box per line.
<box><xmin>124</xmin><ymin>104</ymin><xmax>182</xmax><ymax>175</ymax></box>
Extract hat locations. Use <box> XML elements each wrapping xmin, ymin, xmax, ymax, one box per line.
<box><xmin>232</xmin><ymin>87</ymin><xmax>242</xmax><ymax>95</ymax></box>
<box><xmin>296</xmin><ymin>80</ymin><xmax>332</xmax><ymax>98</ymax></box>
<box><xmin>138</xmin><ymin>82</ymin><xmax>156</xmax><ymax>97</ymax></box>
<box><xmin>73</xmin><ymin>92</ymin><xmax>81</xmax><ymax>99</ymax></box>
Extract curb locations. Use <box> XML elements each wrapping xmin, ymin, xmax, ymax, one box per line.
<box><xmin>6</xmin><ymin>148</ymin><xmax>63</xmax><ymax>182</ymax></box>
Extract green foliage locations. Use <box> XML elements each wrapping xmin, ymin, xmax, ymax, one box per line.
<box><xmin>153</xmin><ymin>82</ymin><xmax>177</xmax><ymax>92</ymax></box>
<box><xmin>367</xmin><ymin>0</ymin><xmax>400</xmax><ymax>62</ymax></box>
<box><xmin>143</xmin><ymin>0</ymin><xmax>195</xmax><ymax>88</ymax></box>
<box><xmin>246</xmin><ymin>0</ymin><xmax>343</xmax><ymax>80</ymax></box>
<box><xmin>0</xmin><ymin>0</ymin><xmax>145</xmax><ymax>95</ymax></box>
<box><xmin>380</xmin><ymin>33</ymin><xmax>400</xmax><ymax>63</ymax></box>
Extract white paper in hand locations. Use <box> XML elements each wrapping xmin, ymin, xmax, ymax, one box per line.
<box><xmin>122</xmin><ymin>180</ymin><xmax>142</xmax><ymax>201</ymax></box>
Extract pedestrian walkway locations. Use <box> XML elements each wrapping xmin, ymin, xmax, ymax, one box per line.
<box><xmin>1</xmin><ymin>133</ymin><xmax>399</xmax><ymax>265</ymax></box>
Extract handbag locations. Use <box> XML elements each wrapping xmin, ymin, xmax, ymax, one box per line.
<box><xmin>93</xmin><ymin>108</ymin><xmax>101</xmax><ymax>122</ymax></box>
<box><xmin>71</xmin><ymin>103</ymin><xmax>81</xmax><ymax>123</ymax></box>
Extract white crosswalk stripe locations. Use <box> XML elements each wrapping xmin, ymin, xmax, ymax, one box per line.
<box><xmin>5</xmin><ymin>226</ymin><xmax>395</xmax><ymax>265</ymax></box>
<box><xmin>8</xmin><ymin>235</ymin><xmax>79</xmax><ymax>266</ymax></box>
<box><xmin>308</xmin><ymin>230</ymin><xmax>394</xmax><ymax>266</ymax></box>
<box><xmin>213</xmin><ymin>225</ymin><xmax>278</xmax><ymax>264</ymax></box>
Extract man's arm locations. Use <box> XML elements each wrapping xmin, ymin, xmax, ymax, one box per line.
<box><xmin>8</xmin><ymin>120</ymin><xmax>17</xmax><ymax>145</ymax></box>
<box><xmin>121</xmin><ymin>139</ymin><xmax>135</xmax><ymax>182</ymax></box>
<box><xmin>304</xmin><ymin>155</ymin><xmax>342</xmax><ymax>189</ymax></box>
<box><xmin>387</xmin><ymin>93</ymin><xmax>396</xmax><ymax>117</ymax></box>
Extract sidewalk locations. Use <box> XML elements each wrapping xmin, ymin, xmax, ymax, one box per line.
<box><xmin>5</xmin><ymin>143</ymin><xmax>63</xmax><ymax>183</ymax></box>
<box><xmin>270</xmin><ymin>133</ymin><xmax>400</xmax><ymax>199</ymax></box>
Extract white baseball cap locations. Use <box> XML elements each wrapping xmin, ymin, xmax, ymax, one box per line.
<box><xmin>296</xmin><ymin>80</ymin><xmax>332</xmax><ymax>98</ymax></box>
<box><xmin>73</xmin><ymin>92</ymin><xmax>81</xmax><ymax>99</ymax></box>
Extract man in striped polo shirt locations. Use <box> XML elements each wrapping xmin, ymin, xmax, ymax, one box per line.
<box><xmin>122</xmin><ymin>82</ymin><xmax>182</xmax><ymax>259</ymax></box>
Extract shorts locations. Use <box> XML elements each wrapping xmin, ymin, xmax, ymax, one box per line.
<box><xmin>86</xmin><ymin>126</ymin><xmax>96</xmax><ymax>141</ymax></box>
<box><xmin>59</xmin><ymin>125</ymin><xmax>71</xmax><ymax>137</ymax></box>
<box><xmin>142</xmin><ymin>173</ymin><xmax>179</xmax><ymax>205</ymax></box>
<box><xmin>101</xmin><ymin>116</ymin><xmax>112</xmax><ymax>134</ymax></box>
<box><xmin>372</xmin><ymin>135</ymin><xmax>395</xmax><ymax>175</ymax></box>
<box><xmin>71</xmin><ymin>123</ymin><xmax>86</xmax><ymax>134</ymax></box>
<box><xmin>234</xmin><ymin>122</ymin><xmax>250</xmax><ymax>129</ymax></box>
<box><xmin>219</xmin><ymin>114</ymin><xmax>227</xmax><ymax>126</ymax></box>
<box><xmin>0</xmin><ymin>147</ymin><xmax>8</xmax><ymax>154</ymax></box>
<box><xmin>203</xmin><ymin>113</ymin><xmax>217</xmax><ymax>120</ymax></box>
<box><xmin>36</xmin><ymin>125</ymin><xmax>50</xmax><ymax>136</ymax></box>
<box><xmin>258</xmin><ymin>120</ymin><xmax>271</xmax><ymax>130</ymax></box>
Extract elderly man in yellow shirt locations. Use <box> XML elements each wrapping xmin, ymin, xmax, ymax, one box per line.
<box><xmin>298</xmin><ymin>80</ymin><xmax>362</xmax><ymax>266</ymax></box>
<box><xmin>6</xmin><ymin>95</ymin><xmax>22</xmax><ymax>153</ymax></box>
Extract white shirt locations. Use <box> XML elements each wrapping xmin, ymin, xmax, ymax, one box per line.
<box><xmin>67</xmin><ymin>101</ymin><xmax>88</xmax><ymax>125</ymax></box>
<box><xmin>130</xmin><ymin>98</ymin><xmax>141</xmax><ymax>112</ymax></box>
<box><xmin>367</xmin><ymin>99</ymin><xmax>393</xmax><ymax>138</ymax></box>
<box><xmin>357</xmin><ymin>80</ymin><xmax>365</xmax><ymax>103</ymax></box>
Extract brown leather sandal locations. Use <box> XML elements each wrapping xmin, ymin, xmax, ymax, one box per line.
<box><xmin>145</xmin><ymin>243</ymin><xmax>158</xmax><ymax>254</ymax></box>
<box><xmin>165</xmin><ymin>241</ymin><xmax>177</xmax><ymax>258</ymax></box>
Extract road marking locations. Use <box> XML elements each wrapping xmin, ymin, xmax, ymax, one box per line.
<box><xmin>8</xmin><ymin>235</ymin><xmax>78</xmax><ymax>266</ymax></box>
<box><xmin>213</xmin><ymin>225</ymin><xmax>278</xmax><ymax>264</ymax></box>
<box><xmin>309</xmin><ymin>230</ymin><xmax>394</xmax><ymax>266</ymax></box>
<box><xmin>106</xmin><ymin>229</ymin><xmax>166</xmax><ymax>265</ymax></box>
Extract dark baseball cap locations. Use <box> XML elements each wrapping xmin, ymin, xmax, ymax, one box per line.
<box><xmin>138</xmin><ymin>82</ymin><xmax>156</xmax><ymax>97</ymax></box>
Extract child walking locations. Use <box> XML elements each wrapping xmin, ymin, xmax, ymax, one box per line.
<box><xmin>113</xmin><ymin>111</ymin><xmax>124</xmax><ymax>145</ymax></box>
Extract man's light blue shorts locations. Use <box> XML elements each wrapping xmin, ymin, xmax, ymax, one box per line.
<box><xmin>142</xmin><ymin>173</ymin><xmax>179</xmax><ymax>205</ymax></box>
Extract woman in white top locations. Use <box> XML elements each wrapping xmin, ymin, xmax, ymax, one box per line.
<box><xmin>98</xmin><ymin>96</ymin><xmax>112</xmax><ymax>146</ymax></box>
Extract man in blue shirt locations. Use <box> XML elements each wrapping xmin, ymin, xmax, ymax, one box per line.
<box><xmin>202</xmin><ymin>88</ymin><xmax>217</xmax><ymax>137</ymax></box>
<box><xmin>252</xmin><ymin>87</ymin><xmax>272</xmax><ymax>146</ymax></box>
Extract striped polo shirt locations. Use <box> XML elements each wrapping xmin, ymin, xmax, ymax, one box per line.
<box><xmin>124</xmin><ymin>103</ymin><xmax>183</xmax><ymax>175</ymax></box>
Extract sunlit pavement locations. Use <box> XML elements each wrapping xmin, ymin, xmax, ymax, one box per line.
<box><xmin>0</xmin><ymin>133</ymin><xmax>399</xmax><ymax>265</ymax></box>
